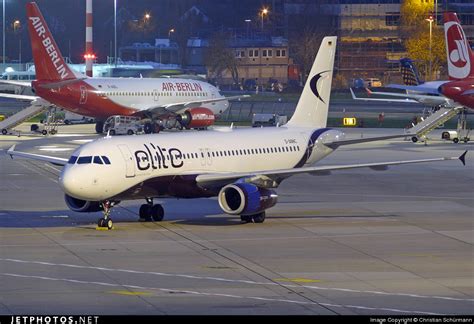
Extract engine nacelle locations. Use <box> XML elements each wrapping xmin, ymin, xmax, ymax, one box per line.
<box><xmin>177</xmin><ymin>107</ymin><xmax>215</xmax><ymax>128</ymax></box>
<box><xmin>218</xmin><ymin>183</ymin><xmax>278</xmax><ymax>215</ymax></box>
<box><xmin>64</xmin><ymin>194</ymin><xmax>102</xmax><ymax>213</ymax></box>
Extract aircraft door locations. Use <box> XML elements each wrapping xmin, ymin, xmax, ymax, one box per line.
<box><xmin>79</xmin><ymin>86</ymin><xmax>88</xmax><ymax>104</ymax></box>
<box><xmin>153</xmin><ymin>89</ymin><xmax>159</xmax><ymax>102</ymax></box>
<box><xmin>117</xmin><ymin>144</ymin><xmax>136</xmax><ymax>178</ymax></box>
<box><xmin>199</xmin><ymin>148</ymin><xmax>212</xmax><ymax>167</ymax></box>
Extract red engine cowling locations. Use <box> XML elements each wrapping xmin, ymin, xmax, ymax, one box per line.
<box><xmin>177</xmin><ymin>107</ymin><xmax>215</xmax><ymax>128</ymax></box>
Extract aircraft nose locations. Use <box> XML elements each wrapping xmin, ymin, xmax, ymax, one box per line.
<box><xmin>59</xmin><ymin>168</ymin><xmax>84</xmax><ymax>199</ymax></box>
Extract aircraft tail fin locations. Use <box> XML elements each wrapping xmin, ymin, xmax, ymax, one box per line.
<box><xmin>26</xmin><ymin>2</ymin><xmax>76</xmax><ymax>81</ymax></box>
<box><xmin>400</xmin><ymin>58</ymin><xmax>423</xmax><ymax>85</ymax></box>
<box><xmin>444</xmin><ymin>12</ymin><xmax>474</xmax><ymax>80</ymax></box>
<box><xmin>286</xmin><ymin>36</ymin><xmax>337</xmax><ymax>128</ymax></box>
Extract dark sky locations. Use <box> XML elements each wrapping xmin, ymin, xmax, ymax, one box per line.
<box><xmin>5</xmin><ymin>0</ymin><xmax>271</xmax><ymax>64</ymax></box>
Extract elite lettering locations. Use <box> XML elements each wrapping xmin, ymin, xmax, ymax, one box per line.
<box><xmin>135</xmin><ymin>144</ymin><xmax>183</xmax><ymax>171</ymax></box>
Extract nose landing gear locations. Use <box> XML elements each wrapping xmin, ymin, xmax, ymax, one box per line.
<box><xmin>97</xmin><ymin>200</ymin><xmax>114</xmax><ymax>230</ymax></box>
<box><xmin>139</xmin><ymin>198</ymin><xmax>164</xmax><ymax>222</ymax></box>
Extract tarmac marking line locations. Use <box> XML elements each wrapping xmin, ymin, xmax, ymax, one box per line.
<box><xmin>0</xmin><ymin>258</ymin><xmax>471</xmax><ymax>303</ymax></box>
<box><xmin>108</xmin><ymin>290</ymin><xmax>153</xmax><ymax>296</ymax></box>
<box><xmin>0</xmin><ymin>272</ymin><xmax>443</xmax><ymax>315</ymax></box>
<box><xmin>275</xmin><ymin>278</ymin><xmax>322</xmax><ymax>283</ymax></box>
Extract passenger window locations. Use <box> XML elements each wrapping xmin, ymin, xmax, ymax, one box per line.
<box><xmin>93</xmin><ymin>156</ymin><xmax>103</xmax><ymax>164</ymax></box>
<box><xmin>101</xmin><ymin>156</ymin><xmax>111</xmax><ymax>164</ymax></box>
<box><xmin>77</xmin><ymin>156</ymin><xmax>92</xmax><ymax>164</ymax></box>
<box><xmin>68</xmin><ymin>156</ymin><xmax>78</xmax><ymax>164</ymax></box>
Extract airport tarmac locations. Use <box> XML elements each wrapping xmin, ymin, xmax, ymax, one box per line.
<box><xmin>0</xmin><ymin>124</ymin><xmax>473</xmax><ymax>315</ymax></box>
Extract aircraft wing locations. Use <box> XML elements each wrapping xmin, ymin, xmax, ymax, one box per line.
<box><xmin>146</xmin><ymin>95</ymin><xmax>250</xmax><ymax>115</ymax></box>
<box><xmin>350</xmin><ymin>88</ymin><xmax>451</xmax><ymax>106</ymax></box>
<box><xmin>7</xmin><ymin>145</ymin><xmax>68</xmax><ymax>166</ymax></box>
<box><xmin>196</xmin><ymin>151</ymin><xmax>467</xmax><ymax>189</ymax></box>
<box><xmin>350</xmin><ymin>88</ymin><xmax>418</xmax><ymax>103</ymax></box>
<box><xmin>0</xmin><ymin>80</ymin><xmax>32</xmax><ymax>87</ymax></box>
<box><xmin>0</xmin><ymin>93</ymin><xmax>38</xmax><ymax>101</ymax></box>
<box><xmin>386</xmin><ymin>84</ymin><xmax>442</xmax><ymax>95</ymax></box>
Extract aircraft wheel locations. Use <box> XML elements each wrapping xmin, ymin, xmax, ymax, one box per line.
<box><xmin>453</xmin><ymin>138</ymin><xmax>459</xmax><ymax>144</ymax></box>
<box><xmin>95</xmin><ymin>121</ymin><xmax>104</xmax><ymax>134</ymax></box>
<box><xmin>106</xmin><ymin>218</ymin><xmax>114</xmax><ymax>230</ymax></box>
<box><xmin>151</xmin><ymin>204</ymin><xmax>164</xmax><ymax>222</ymax></box>
<box><xmin>98</xmin><ymin>218</ymin><xmax>106</xmax><ymax>227</ymax></box>
<box><xmin>411</xmin><ymin>136</ymin><xmax>418</xmax><ymax>143</ymax></box>
<box><xmin>139</xmin><ymin>204</ymin><xmax>152</xmax><ymax>222</ymax></box>
<box><xmin>144</xmin><ymin>123</ymin><xmax>153</xmax><ymax>134</ymax></box>
<box><xmin>240</xmin><ymin>215</ymin><xmax>252</xmax><ymax>223</ymax></box>
<box><xmin>252</xmin><ymin>212</ymin><xmax>266</xmax><ymax>224</ymax></box>
<box><xmin>1</xmin><ymin>129</ymin><xmax>7</xmax><ymax>135</ymax></box>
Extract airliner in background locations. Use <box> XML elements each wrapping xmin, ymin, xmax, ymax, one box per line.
<box><xmin>351</xmin><ymin>12</ymin><xmax>474</xmax><ymax>112</ymax></box>
<box><xmin>0</xmin><ymin>2</ymin><xmax>245</xmax><ymax>134</ymax></box>
<box><xmin>440</xmin><ymin>12</ymin><xmax>474</xmax><ymax>110</ymax></box>
<box><xmin>8</xmin><ymin>37</ymin><xmax>467</xmax><ymax>230</ymax></box>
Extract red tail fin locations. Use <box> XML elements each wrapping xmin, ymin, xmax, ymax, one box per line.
<box><xmin>444</xmin><ymin>12</ymin><xmax>474</xmax><ymax>80</ymax></box>
<box><xmin>27</xmin><ymin>2</ymin><xmax>76</xmax><ymax>81</ymax></box>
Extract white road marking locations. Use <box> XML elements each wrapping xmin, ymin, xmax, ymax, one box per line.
<box><xmin>0</xmin><ymin>272</ymin><xmax>443</xmax><ymax>315</ymax></box>
<box><xmin>321</xmin><ymin>193</ymin><xmax>473</xmax><ymax>200</ymax></box>
<box><xmin>71</xmin><ymin>139</ymin><xmax>94</xmax><ymax>143</ymax></box>
<box><xmin>0</xmin><ymin>258</ymin><xmax>471</xmax><ymax>303</ymax></box>
<box><xmin>39</xmin><ymin>215</ymin><xmax>69</xmax><ymax>218</ymax></box>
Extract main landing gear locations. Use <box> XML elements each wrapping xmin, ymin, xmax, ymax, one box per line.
<box><xmin>97</xmin><ymin>200</ymin><xmax>115</xmax><ymax>230</ymax></box>
<box><xmin>139</xmin><ymin>198</ymin><xmax>164</xmax><ymax>222</ymax></box>
<box><xmin>240</xmin><ymin>211</ymin><xmax>266</xmax><ymax>224</ymax></box>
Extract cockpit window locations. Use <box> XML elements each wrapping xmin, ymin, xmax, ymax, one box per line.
<box><xmin>77</xmin><ymin>156</ymin><xmax>92</xmax><ymax>164</ymax></box>
<box><xmin>93</xmin><ymin>156</ymin><xmax>103</xmax><ymax>165</ymax></box>
<box><xmin>68</xmin><ymin>156</ymin><xmax>78</xmax><ymax>164</ymax></box>
<box><xmin>101</xmin><ymin>156</ymin><xmax>111</xmax><ymax>165</ymax></box>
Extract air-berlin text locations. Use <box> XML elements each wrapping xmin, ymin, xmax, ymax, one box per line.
<box><xmin>29</xmin><ymin>16</ymin><xmax>70</xmax><ymax>80</ymax></box>
<box><xmin>161</xmin><ymin>82</ymin><xmax>203</xmax><ymax>92</ymax></box>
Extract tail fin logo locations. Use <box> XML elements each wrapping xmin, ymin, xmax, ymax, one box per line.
<box><xmin>309</xmin><ymin>71</ymin><xmax>329</xmax><ymax>104</ymax></box>
<box><xmin>445</xmin><ymin>21</ymin><xmax>471</xmax><ymax>79</ymax></box>
<box><xmin>29</xmin><ymin>16</ymin><xmax>70</xmax><ymax>80</ymax></box>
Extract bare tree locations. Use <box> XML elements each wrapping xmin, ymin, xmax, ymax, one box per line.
<box><xmin>204</xmin><ymin>32</ymin><xmax>239</xmax><ymax>85</ymax></box>
<box><xmin>290</xmin><ymin>27</ymin><xmax>327</xmax><ymax>84</ymax></box>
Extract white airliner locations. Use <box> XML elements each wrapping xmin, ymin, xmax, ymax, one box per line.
<box><xmin>1</xmin><ymin>2</ymin><xmax>243</xmax><ymax>134</ymax></box>
<box><xmin>8</xmin><ymin>37</ymin><xmax>467</xmax><ymax>229</ymax></box>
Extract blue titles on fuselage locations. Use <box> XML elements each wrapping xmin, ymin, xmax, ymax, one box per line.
<box><xmin>135</xmin><ymin>143</ymin><xmax>183</xmax><ymax>171</ymax></box>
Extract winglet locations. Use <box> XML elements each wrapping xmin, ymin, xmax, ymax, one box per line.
<box><xmin>7</xmin><ymin>145</ymin><xmax>15</xmax><ymax>159</ymax></box>
<box><xmin>459</xmin><ymin>150</ymin><xmax>467</xmax><ymax>166</ymax></box>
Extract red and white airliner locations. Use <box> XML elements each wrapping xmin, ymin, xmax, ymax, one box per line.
<box><xmin>440</xmin><ymin>12</ymin><xmax>474</xmax><ymax>110</ymax></box>
<box><xmin>1</xmin><ymin>2</ymin><xmax>244</xmax><ymax>134</ymax></box>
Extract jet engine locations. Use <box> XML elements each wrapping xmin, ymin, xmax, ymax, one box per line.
<box><xmin>177</xmin><ymin>107</ymin><xmax>215</xmax><ymax>129</ymax></box>
<box><xmin>218</xmin><ymin>183</ymin><xmax>278</xmax><ymax>215</ymax></box>
<box><xmin>64</xmin><ymin>194</ymin><xmax>102</xmax><ymax>213</ymax></box>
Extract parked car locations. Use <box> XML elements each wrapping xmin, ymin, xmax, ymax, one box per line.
<box><xmin>252</xmin><ymin>113</ymin><xmax>288</xmax><ymax>127</ymax></box>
